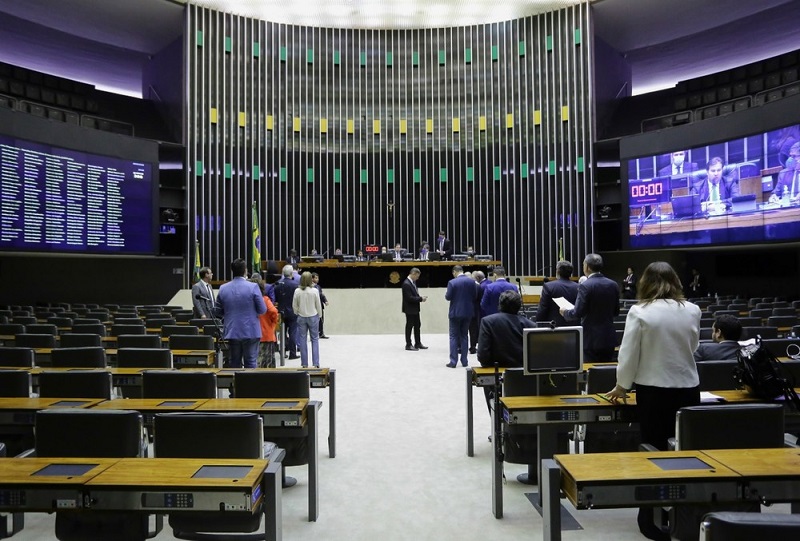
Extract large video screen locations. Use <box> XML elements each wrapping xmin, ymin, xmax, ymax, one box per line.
<box><xmin>0</xmin><ymin>133</ymin><xmax>156</xmax><ymax>254</ymax></box>
<box><xmin>624</xmin><ymin>123</ymin><xmax>800</xmax><ymax>249</ymax></box>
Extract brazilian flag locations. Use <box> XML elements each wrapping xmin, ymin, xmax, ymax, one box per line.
<box><xmin>558</xmin><ymin>237</ymin><xmax>564</xmax><ymax>262</ymax></box>
<box><xmin>193</xmin><ymin>240</ymin><xmax>201</xmax><ymax>282</ymax></box>
<box><xmin>252</xmin><ymin>202</ymin><xmax>261</xmax><ymax>273</ymax></box>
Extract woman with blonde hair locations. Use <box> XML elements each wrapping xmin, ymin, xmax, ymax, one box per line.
<box><xmin>606</xmin><ymin>261</ymin><xmax>701</xmax><ymax>541</ymax></box>
<box><xmin>292</xmin><ymin>271</ymin><xmax>323</xmax><ymax>368</ymax></box>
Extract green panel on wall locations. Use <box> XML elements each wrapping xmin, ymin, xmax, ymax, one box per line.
<box><xmin>520</xmin><ymin>162</ymin><xmax>528</xmax><ymax>178</ymax></box>
<box><xmin>307</xmin><ymin>49</ymin><xmax>314</xmax><ymax>63</ymax></box>
<box><xmin>549</xmin><ymin>160</ymin><xmax>556</xmax><ymax>175</ymax></box>
<box><xmin>224</xmin><ymin>37</ymin><xmax>231</xmax><ymax>52</ymax></box>
<box><xmin>386</xmin><ymin>51</ymin><xmax>393</xmax><ymax>66</ymax></box>
<box><xmin>387</xmin><ymin>169</ymin><xmax>394</xmax><ymax>184</ymax></box>
<box><xmin>333</xmin><ymin>50</ymin><xmax>340</xmax><ymax>65</ymax></box>
<box><xmin>546</xmin><ymin>35</ymin><xmax>553</xmax><ymax>51</ymax></box>
<box><xmin>413</xmin><ymin>169</ymin><xmax>421</xmax><ymax>183</ymax></box>
<box><xmin>577</xmin><ymin>156</ymin><xmax>585</xmax><ymax>173</ymax></box>
<box><xmin>466</xmin><ymin>167</ymin><xmax>474</xmax><ymax>182</ymax></box>
<box><xmin>439</xmin><ymin>168</ymin><xmax>448</xmax><ymax>183</ymax></box>
<box><xmin>360</xmin><ymin>51</ymin><xmax>367</xmax><ymax>66</ymax></box>
<box><xmin>307</xmin><ymin>168</ymin><xmax>314</xmax><ymax>183</ymax></box>
<box><xmin>280</xmin><ymin>167</ymin><xmax>287</xmax><ymax>182</ymax></box>
<box><xmin>196</xmin><ymin>31</ymin><xmax>203</xmax><ymax>47</ymax></box>
<box><xmin>412</xmin><ymin>51</ymin><xmax>419</xmax><ymax>66</ymax></box>
<box><xmin>279</xmin><ymin>46</ymin><xmax>287</xmax><ymax>61</ymax></box>
<box><xmin>464</xmin><ymin>48</ymin><xmax>472</xmax><ymax>64</ymax></box>
<box><xmin>438</xmin><ymin>50</ymin><xmax>446</xmax><ymax>65</ymax></box>
<box><xmin>252</xmin><ymin>165</ymin><xmax>260</xmax><ymax>179</ymax></box>
<box><xmin>195</xmin><ymin>160</ymin><xmax>203</xmax><ymax>176</ymax></box>
<box><xmin>253</xmin><ymin>42</ymin><xmax>260</xmax><ymax>57</ymax></box>
<box><xmin>518</xmin><ymin>41</ymin><xmax>526</xmax><ymax>56</ymax></box>
<box><xmin>224</xmin><ymin>163</ymin><xmax>231</xmax><ymax>179</ymax></box>
<box><xmin>493</xmin><ymin>166</ymin><xmax>501</xmax><ymax>181</ymax></box>
<box><xmin>360</xmin><ymin>169</ymin><xmax>368</xmax><ymax>184</ymax></box>
<box><xmin>491</xmin><ymin>45</ymin><xmax>499</xmax><ymax>61</ymax></box>
<box><xmin>334</xmin><ymin>168</ymin><xmax>341</xmax><ymax>184</ymax></box>
<box><xmin>574</xmin><ymin>28</ymin><xmax>582</xmax><ymax>45</ymax></box>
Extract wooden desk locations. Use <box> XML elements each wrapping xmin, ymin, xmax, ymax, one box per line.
<box><xmin>91</xmin><ymin>398</ymin><xmax>208</xmax><ymax>427</ymax></box>
<box><xmin>196</xmin><ymin>398</ymin><xmax>319</xmax><ymax>522</ymax></box>
<box><xmin>629</xmin><ymin>205</ymin><xmax>800</xmax><ymax>236</ymax></box>
<box><xmin>170</xmin><ymin>349</ymin><xmax>217</xmax><ymax>368</ymax></box>
<box><xmin>465</xmin><ymin>367</ymin><xmax>505</xmax><ymax>457</ymax></box>
<box><xmin>0</xmin><ymin>334</ymin><xmax>14</xmax><ymax>346</ymax></box>
<box><xmin>0</xmin><ymin>397</ymin><xmax>104</xmax><ymax>426</ymax></box>
<box><xmin>703</xmin><ymin>448</ymin><xmax>800</xmax><ymax>505</ymax></box>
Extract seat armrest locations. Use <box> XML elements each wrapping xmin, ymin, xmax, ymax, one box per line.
<box><xmin>667</xmin><ymin>437</ymin><xmax>677</xmax><ymax>451</ymax></box>
<box><xmin>15</xmin><ymin>448</ymin><xmax>36</xmax><ymax>458</ymax></box>
<box><xmin>785</xmin><ymin>433</ymin><xmax>800</xmax><ymax>448</ymax></box>
<box><xmin>638</xmin><ymin>443</ymin><xmax>659</xmax><ymax>452</ymax></box>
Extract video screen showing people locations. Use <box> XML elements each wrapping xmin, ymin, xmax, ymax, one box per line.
<box><xmin>625</xmin><ymin>123</ymin><xmax>800</xmax><ymax>249</ymax></box>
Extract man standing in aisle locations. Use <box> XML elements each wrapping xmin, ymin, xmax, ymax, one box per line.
<box><xmin>445</xmin><ymin>266</ymin><xmax>478</xmax><ymax>368</ymax></box>
<box><xmin>480</xmin><ymin>266</ymin><xmax>517</xmax><ymax>317</ymax></box>
<box><xmin>215</xmin><ymin>258</ymin><xmax>266</xmax><ymax>368</ymax></box>
<box><xmin>192</xmin><ymin>266</ymin><xmax>215</xmax><ymax>318</ymax></box>
<box><xmin>560</xmin><ymin>253</ymin><xmax>620</xmax><ymax>363</ymax></box>
<box><xmin>274</xmin><ymin>264</ymin><xmax>300</xmax><ymax>359</ymax></box>
<box><xmin>402</xmin><ymin>268</ymin><xmax>428</xmax><ymax>351</ymax></box>
<box><xmin>312</xmin><ymin>272</ymin><xmax>330</xmax><ymax>339</ymax></box>
<box><xmin>536</xmin><ymin>260</ymin><xmax>579</xmax><ymax>327</ymax></box>
<box><xmin>468</xmin><ymin>270</ymin><xmax>486</xmax><ymax>354</ymax></box>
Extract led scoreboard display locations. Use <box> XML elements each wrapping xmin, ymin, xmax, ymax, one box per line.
<box><xmin>628</xmin><ymin>176</ymin><xmax>670</xmax><ymax>207</ymax></box>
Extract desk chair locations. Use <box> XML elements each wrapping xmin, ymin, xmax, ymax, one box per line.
<box><xmin>583</xmin><ymin>365</ymin><xmax>640</xmax><ymax>453</ymax></box>
<box><xmin>727</xmin><ymin>303</ymin><xmax>748</xmax><ymax>312</ymax></box>
<box><xmin>117</xmin><ymin>334</ymin><xmax>161</xmax><ymax>349</ymax></box>
<box><xmin>741</xmin><ymin>326</ymin><xmax>779</xmax><ymax>340</ymax></box>
<box><xmin>749</xmin><ymin>308</ymin><xmax>772</xmax><ymax>320</ymax></box>
<box><xmin>169</xmin><ymin>335</ymin><xmax>214</xmax><ymax>351</ymax></box>
<box><xmin>190</xmin><ymin>319</ymin><xmax>219</xmax><ymax>334</ymax></box>
<box><xmin>768</xmin><ymin>315</ymin><xmax>799</xmax><ymax>329</ymax></box>
<box><xmin>47</xmin><ymin>316</ymin><xmax>73</xmax><ymax>328</ymax></box>
<box><xmin>234</xmin><ymin>371</ymin><xmax>310</xmax><ymax>488</ymax></box>
<box><xmin>113</xmin><ymin>317</ymin><xmax>144</xmax><ymax>325</ymax></box>
<box><xmin>110</xmin><ymin>324</ymin><xmax>146</xmax><ymax>337</ymax></box>
<box><xmin>0</xmin><ymin>370</ymin><xmax>30</xmax><ymax>397</ymax></box>
<box><xmin>736</xmin><ymin>316</ymin><xmax>761</xmax><ymax>327</ymax></box>
<box><xmin>38</xmin><ymin>370</ymin><xmax>113</xmax><ymax>400</ymax></box>
<box><xmin>669</xmin><ymin>404</ymin><xmax>785</xmax><ymax>541</ymax></box>
<box><xmin>14</xmin><ymin>333</ymin><xmax>57</xmax><ymax>349</ymax></box>
<box><xmin>72</xmin><ymin>318</ymin><xmax>103</xmax><ymax>326</ymax></box>
<box><xmin>71</xmin><ymin>323</ymin><xmax>107</xmax><ymax>336</ymax></box>
<box><xmin>173</xmin><ymin>311</ymin><xmax>194</xmax><ymax>323</ymax></box>
<box><xmin>116</xmin><ymin>348</ymin><xmax>173</xmax><ymax>369</ymax></box>
<box><xmin>145</xmin><ymin>317</ymin><xmax>176</xmax><ymax>329</ymax></box>
<box><xmin>33</xmin><ymin>409</ymin><xmax>156</xmax><ymax>541</ymax></box>
<box><xmin>701</xmin><ymin>511</ymin><xmax>800</xmax><ymax>540</ymax></box>
<box><xmin>142</xmin><ymin>371</ymin><xmax>216</xmax><ymax>399</ymax></box>
<box><xmin>153</xmin><ymin>412</ymin><xmax>282</xmax><ymax>541</ymax></box>
<box><xmin>696</xmin><ymin>360</ymin><xmax>739</xmax><ymax>391</ymax></box>
<box><xmin>772</xmin><ymin>307</ymin><xmax>796</xmax><ymax>317</ymax></box>
<box><xmin>11</xmin><ymin>316</ymin><xmax>37</xmax><ymax>325</ymax></box>
<box><xmin>0</xmin><ymin>323</ymin><xmax>25</xmax><ymax>337</ymax></box>
<box><xmin>0</xmin><ymin>347</ymin><xmax>34</xmax><ymax>367</ymax></box>
<box><xmin>162</xmin><ymin>325</ymin><xmax>199</xmax><ymax>337</ymax></box>
<box><xmin>50</xmin><ymin>346</ymin><xmax>107</xmax><ymax>368</ymax></box>
<box><xmin>699</xmin><ymin>328</ymin><xmax>714</xmax><ymax>340</ymax></box>
<box><xmin>26</xmin><ymin>323</ymin><xmax>57</xmax><ymax>335</ymax></box>
<box><xmin>714</xmin><ymin>309</ymin><xmax>739</xmax><ymax>317</ymax></box>
<box><xmin>59</xmin><ymin>333</ymin><xmax>102</xmax><ymax>348</ymax></box>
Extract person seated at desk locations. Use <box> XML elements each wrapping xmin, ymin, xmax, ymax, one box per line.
<box><xmin>659</xmin><ymin>150</ymin><xmax>698</xmax><ymax>177</ymax></box>
<box><xmin>768</xmin><ymin>142</ymin><xmax>800</xmax><ymax>205</ymax></box>
<box><xmin>694</xmin><ymin>314</ymin><xmax>742</xmax><ymax>362</ymax></box>
<box><xmin>355</xmin><ymin>250</ymin><xmax>366</xmax><ymax>261</ymax></box>
<box><xmin>693</xmin><ymin>157</ymin><xmax>736</xmax><ymax>213</ymax></box>
<box><xmin>418</xmin><ymin>243</ymin><xmax>431</xmax><ymax>261</ymax></box>
<box><xmin>333</xmin><ymin>247</ymin><xmax>343</xmax><ymax>256</ymax></box>
<box><xmin>392</xmin><ymin>243</ymin><xmax>404</xmax><ymax>262</ymax></box>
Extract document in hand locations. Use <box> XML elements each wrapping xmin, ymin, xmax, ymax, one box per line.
<box><xmin>553</xmin><ymin>297</ymin><xmax>574</xmax><ymax>311</ymax></box>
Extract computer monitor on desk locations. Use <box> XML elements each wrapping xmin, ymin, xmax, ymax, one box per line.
<box><xmin>671</xmin><ymin>193</ymin><xmax>702</xmax><ymax>218</ymax></box>
<box><xmin>522</xmin><ymin>326</ymin><xmax>583</xmax><ymax>375</ymax></box>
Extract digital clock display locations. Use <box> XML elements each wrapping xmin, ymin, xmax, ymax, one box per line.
<box><xmin>628</xmin><ymin>177</ymin><xmax>670</xmax><ymax>207</ymax></box>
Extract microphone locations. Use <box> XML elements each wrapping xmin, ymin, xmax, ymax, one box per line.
<box><xmin>536</xmin><ymin>266</ymin><xmax>552</xmax><ymax>275</ymax></box>
<box><xmin>195</xmin><ymin>294</ymin><xmax>212</xmax><ymax>302</ymax></box>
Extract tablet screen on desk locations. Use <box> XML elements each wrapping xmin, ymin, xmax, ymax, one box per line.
<box><xmin>157</xmin><ymin>401</ymin><xmax>197</xmax><ymax>407</ymax></box>
<box><xmin>560</xmin><ymin>397</ymin><xmax>599</xmax><ymax>404</ymax></box>
<box><xmin>33</xmin><ymin>463</ymin><xmax>99</xmax><ymax>477</ymax></box>
<box><xmin>648</xmin><ymin>457</ymin><xmax>713</xmax><ymax>471</ymax></box>
<box><xmin>260</xmin><ymin>401</ymin><xmax>299</xmax><ymax>408</ymax></box>
<box><xmin>50</xmin><ymin>400</ymin><xmax>91</xmax><ymax>407</ymax></box>
<box><xmin>192</xmin><ymin>465</ymin><xmax>253</xmax><ymax>479</ymax></box>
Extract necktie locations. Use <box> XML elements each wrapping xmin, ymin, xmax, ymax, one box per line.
<box><xmin>792</xmin><ymin>172</ymin><xmax>798</xmax><ymax>198</ymax></box>
<box><xmin>207</xmin><ymin>284</ymin><xmax>214</xmax><ymax>301</ymax></box>
<box><xmin>711</xmin><ymin>183</ymin><xmax>719</xmax><ymax>202</ymax></box>
<box><xmin>439</xmin><ymin>239</ymin><xmax>444</xmax><ymax>251</ymax></box>
<box><xmin>678</xmin><ymin>164</ymin><xmax>682</xmax><ymax>174</ymax></box>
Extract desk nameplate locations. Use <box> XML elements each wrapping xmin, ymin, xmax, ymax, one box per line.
<box><xmin>198</xmin><ymin>398</ymin><xmax>308</xmax><ymax>428</ymax></box>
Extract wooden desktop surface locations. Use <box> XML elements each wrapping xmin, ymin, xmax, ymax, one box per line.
<box><xmin>91</xmin><ymin>399</ymin><xmax>208</xmax><ymax>411</ymax></box>
<box><xmin>198</xmin><ymin>398</ymin><xmax>308</xmax><ymax>413</ymax></box>
<box><xmin>86</xmin><ymin>458</ymin><xmax>269</xmax><ymax>489</ymax></box>
<box><xmin>0</xmin><ymin>397</ymin><xmax>104</xmax><ymax>410</ymax></box>
<box><xmin>630</xmin><ymin>205</ymin><xmax>800</xmax><ymax>236</ymax></box>
<box><xmin>297</xmin><ymin>260</ymin><xmax>501</xmax><ymax>269</ymax></box>
<box><xmin>701</xmin><ymin>447</ymin><xmax>800</xmax><ymax>477</ymax></box>
<box><xmin>501</xmin><ymin>393</ymin><xmax>638</xmax><ymax>409</ymax></box>
<box><xmin>0</xmin><ymin>458</ymin><xmax>118</xmax><ymax>485</ymax></box>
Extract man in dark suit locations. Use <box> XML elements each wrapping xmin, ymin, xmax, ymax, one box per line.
<box><xmin>191</xmin><ymin>266</ymin><xmax>215</xmax><ymax>319</ymax></box>
<box><xmin>477</xmin><ymin>290</ymin><xmax>536</xmax><ymax>368</ymax></box>
<box><xmin>215</xmin><ymin>258</ymin><xmax>266</xmax><ymax>369</ymax></box>
<box><xmin>480</xmin><ymin>267</ymin><xmax>517</xmax><ymax>317</ymax></box>
<box><xmin>286</xmin><ymin>249</ymin><xmax>300</xmax><ymax>269</ymax></box>
<box><xmin>693</xmin><ymin>157</ymin><xmax>736</xmax><ymax>212</ymax></box>
<box><xmin>274</xmin><ymin>264</ymin><xmax>300</xmax><ymax>359</ymax></box>
<box><xmin>560</xmin><ymin>253</ymin><xmax>620</xmax><ymax>363</ymax></box>
<box><xmin>768</xmin><ymin>142</ymin><xmax>800</xmax><ymax>204</ymax></box>
<box><xmin>658</xmin><ymin>150</ymin><xmax>698</xmax><ymax>177</ymax></box>
<box><xmin>434</xmin><ymin>230</ymin><xmax>452</xmax><ymax>260</ymax></box>
<box><xmin>402</xmin><ymin>267</ymin><xmax>427</xmax><ymax>351</ymax></box>
<box><xmin>445</xmin><ymin>266</ymin><xmax>478</xmax><ymax>368</ymax></box>
<box><xmin>392</xmin><ymin>243</ymin><xmax>404</xmax><ymax>261</ymax></box>
<box><xmin>694</xmin><ymin>314</ymin><xmax>742</xmax><ymax>362</ymax></box>
<box><xmin>468</xmin><ymin>270</ymin><xmax>487</xmax><ymax>354</ymax></box>
<box><xmin>536</xmin><ymin>260</ymin><xmax>579</xmax><ymax>327</ymax></box>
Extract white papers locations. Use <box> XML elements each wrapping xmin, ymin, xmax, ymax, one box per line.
<box><xmin>700</xmin><ymin>392</ymin><xmax>726</xmax><ymax>403</ymax></box>
<box><xmin>553</xmin><ymin>297</ymin><xmax>574</xmax><ymax>311</ymax></box>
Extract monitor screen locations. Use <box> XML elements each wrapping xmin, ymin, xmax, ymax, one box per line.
<box><xmin>522</xmin><ymin>326</ymin><xmax>583</xmax><ymax>375</ymax></box>
<box><xmin>623</xmin><ymin>121</ymin><xmax>800</xmax><ymax>249</ymax></box>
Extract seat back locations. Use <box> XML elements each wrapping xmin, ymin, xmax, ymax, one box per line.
<box><xmin>701</xmin><ymin>512</ymin><xmax>800</xmax><ymax>540</ymax></box>
<box><xmin>154</xmin><ymin>412</ymin><xmax>264</xmax><ymax>458</ymax></box>
<box><xmin>586</xmin><ymin>365</ymin><xmax>619</xmax><ymax>394</ymax></box>
<box><xmin>0</xmin><ymin>323</ymin><xmax>25</xmax><ymax>336</ymax></box>
<box><xmin>15</xmin><ymin>333</ymin><xmax>57</xmax><ymax>348</ymax></box>
<box><xmin>59</xmin><ymin>333</ymin><xmax>102</xmax><ymax>348</ymax></box>
<box><xmin>38</xmin><ymin>370</ymin><xmax>113</xmax><ymax>399</ymax></box>
<box><xmin>675</xmin><ymin>403</ymin><xmax>785</xmax><ymax>450</ymax></box>
<box><xmin>142</xmin><ymin>371</ymin><xmax>217</xmax><ymax>398</ymax></box>
<box><xmin>112</xmin><ymin>317</ymin><xmax>143</xmax><ymax>325</ymax></box>
<box><xmin>767</xmin><ymin>315</ymin><xmax>798</xmax><ymax>328</ymax></box>
<box><xmin>46</xmin><ymin>316</ymin><xmax>73</xmax><ymax>328</ymax></box>
<box><xmin>70</xmin><ymin>323</ymin><xmax>106</xmax><ymax>336</ymax></box>
<box><xmin>161</xmin><ymin>324</ymin><xmax>198</xmax><ymax>337</ymax></box>
<box><xmin>234</xmin><ymin>371</ymin><xmax>310</xmax><ymax>398</ymax></box>
<box><xmin>11</xmin><ymin>316</ymin><xmax>37</xmax><ymax>325</ymax></box>
<box><xmin>116</xmin><ymin>334</ymin><xmax>161</xmax><ymax>349</ymax></box>
<box><xmin>168</xmin><ymin>334</ymin><xmax>214</xmax><ymax>351</ymax></box>
<box><xmin>696</xmin><ymin>360</ymin><xmax>739</xmax><ymax>391</ymax></box>
<box><xmin>0</xmin><ymin>347</ymin><xmax>34</xmax><ymax>367</ymax></box>
<box><xmin>749</xmin><ymin>308</ymin><xmax>772</xmax><ymax>319</ymax></box>
<box><xmin>50</xmin><ymin>346</ymin><xmax>107</xmax><ymax>368</ymax></box>
<box><xmin>145</xmin><ymin>317</ymin><xmax>176</xmax><ymax>329</ymax></box>
<box><xmin>0</xmin><ymin>370</ymin><xmax>30</xmax><ymax>397</ymax></box>
<box><xmin>116</xmin><ymin>348</ymin><xmax>173</xmax><ymax>368</ymax></box>
<box><xmin>25</xmin><ymin>323</ymin><xmax>58</xmax><ymax>335</ymax></box>
<box><xmin>110</xmin><ymin>324</ymin><xmax>146</xmax><ymax>337</ymax></box>
<box><xmin>35</xmin><ymin>409</ymin><xmax>144</xmax><ymax>457</ymax></box>
<box><xmin>772</xmin><ymin>307</ymin><xmax>796</xmax><ymax>317</ymax></box>
<box><xmin>741</xmin><ymin>326</ymin><xmax>779</xmax><ymax>340</ymax></box>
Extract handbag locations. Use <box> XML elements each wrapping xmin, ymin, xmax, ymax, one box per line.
<box><xmin>734</xmin><ymin>335</ymin><xmax>800</xmax><ymax>409</ymax></box>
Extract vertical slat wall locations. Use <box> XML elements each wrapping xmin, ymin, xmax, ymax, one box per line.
<box><xmin>187</xmin><ymin>3</ymin><xmax>594</xmax><ymax>281</ymax></box>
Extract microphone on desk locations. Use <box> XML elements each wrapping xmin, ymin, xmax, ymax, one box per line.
<box><xmin>515</xmin><ymin>277</ymin><xmax>524</xmax><ymax>295</ymax></box>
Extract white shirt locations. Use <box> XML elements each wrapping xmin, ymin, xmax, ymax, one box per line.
<box><xmin>616</xmin><ymin>299</ymin><xmax>701</xmax><ymax>390</ymax></box>
<box><xmin>292</xmin><ymin>286</ymin><xmax>322</xmax><ymax>318</ymax></box>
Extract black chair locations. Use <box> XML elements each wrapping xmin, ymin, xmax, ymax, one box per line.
<box><xmin>749</xmin><ymin>308</ymin><xmax>772</xmax><ymax>320</ymax></box>
<box><xmin>153</xmin><ymin>412</ymin><xmax>281</xmax><ymax>541</ymax></box>
<box><xmin>71</xmin><ymin>323</ymin><xmax>107</xmax><ymax>337</ymax></box>
<box><xmin>0</xmin><ymin>347</ymin><xmax>34</xmax><ymax>367</ymax></box>
<box><xmin>110</xmin><ymin>324</ymin><xmax>146</xmax><ymax>337</ymax></box>
<box><xmin>696</xmin><ymin>360</ymin><xmax>739</xmax><ymax>391</ymax></box>
<box><xmin>142</xmin><ymin>370</ymin><xmax>217</xmax><ymax>398</ymax></box>
<box><xmin>701</xmin><ymin>511</ymin><xmax>800</xmax><ymax>540</ymax></box>
<box><xmin>11</xmin><ymin>316</ymin><xmax>37</xmax><ymax>325</ymax></box>
<box><xmin>234</xmin><ymin>371</ymin><xmax>310</xmax><ymax>487</ymax></box>
<box><xmin>50</xmin><ymin>346</ymin><xmax>107</xmax><ymax>368</ymax></box>
<box><xmin>47</xmin><ymin>316</ymin><xmax>74</xmax><ymax>328</ymax></box>
<box><xmin>768</xmin><ymin>315</ymin><xmax>798</xmax><ymax>329</ymax></box>
<box><xmin>24</xmin><ymin>323</ymin><xmax>57</xmax><ymax>335</ymax></box>
<box><xmin>168</xmin><ymin>335</ymin><xmax>214</xmax><ymax>351</ymax></box>
<box><xmin>736</xmin><ymin>317</ymin><xmax>761</xmax><ymax>327</ymax></box>
<box><xmin>59</xmin><ymin>333</ymin><xmax>102</xmax><ymax>348</ymax></box>
<box><xmin>0</xmin><ymin>323</ymin><xmax>26</xmax><ymax>337</ymax></box>
<box><xmin>113</xmin><ymin>317</ymin><xmax>144</xmax><ymax>325</ymax></box>
<box><xmin>116</xmin><ymin>334</ymin><xmax>161</xmax><ymax>349</ymax></box>
<box><xmin>699</xmin><ymin>328</ymin><xmax>714</xmax><ymax>340</ymax></box>
<box><xmin>72</xmin><ymin>318</ymin><xmax>103</xmax><ymax>326</ymax></box>
<box><xmin>38</xmin><ymin>370</ymin><xmax>113</xmax><ymax>399</ymax></box>
<box><xmin>161</xmin><ymin>325</ymin><xmax>198</xmax><ymax>337</ymax></box>
<box><xmin>714</xmin><ymin>309</ymin><xmax>739</xmax><ymax>317</ymax></box>
<box><xmin>174</xmin><ymin>312</ymin><xmax>194</xmax><ymax>323</ymax></box>
<box><xmin>741</xmin><ymin>326</ymin><xmax>779</xmax><ymax>340</ymax></box>
<box><xmin>14</xmin><ymin>333</ymin><xmax>57</xmax><ymax>348</ymax></box>
<box><xmin>727</xmin><ymin>303</ymin><xmax>748</xmax><ymax>312</ymax></box>
<box><xmin>772</xmin><ymin>307</ymin><xmax>796</xmax><ymax>317</ymax></box>
<box><xmin>0</xmin><ymin>370</ymin><xmax>30</xmax><ymax>397</ymax></box>
<box><xmin>583</xmin><ymin>365</ymin><xmax>640</xmax><ymax>452</ymax></box>
<box><xmin>116</xmin><ymin>348</ymin><xmax>173</xmax><ymax>368</ymax></box>
<box><xmin>756</xmin><ymin>302</ymin><xmax>775</xmax><ymax>309</ymax></box>
<box><xmin>33</xmin><ymin>409</ymin><xmax>156</xmax><ymax>541</ymax></box>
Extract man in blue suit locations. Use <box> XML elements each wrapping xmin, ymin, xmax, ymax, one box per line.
<box><xmin>560</xmin><ymin>253</ymin><xmax>620</xmax><ymax>363</ymax></box>
<box><xmin>480</xmin><ymin>267</ymin><xmax>517</xmax><ymax>317</ymax></box>
<box><xmin>445</xmin><ymin>266</ymin><xmax>478</xmax><ymax>368</ymax></box>
<box><xmin>536</xmin><ymin>260</ymin><xmax>579</xmax><ymax>327</ymax></box>
<box><xmin>274</xmin><ymin>265</ymin><xmax>300</xmax><ymax>359</ymax></box>
<box><xmin>215</xmin><ymin>258</ymin><xmax>267</xmax><ymax>369</ymax></box>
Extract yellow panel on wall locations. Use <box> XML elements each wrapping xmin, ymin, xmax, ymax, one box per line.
<box><xmin>478</xmin><ymin>116</ymin><xmax>487</xmax><ymax>131</ymax></box>
<box><xmin>320</xmin><ymin>118</ymin><xmax>328</xmax><ymax>133</ymax></box>
<box><xmin>238</xmin><ymin>112</ymin><xmax>246</xmax><ymax>127</ymax></box>
<box><xmin>266</xmin><ymin>115</ymin><xmax>274</xmax><ymax>130</ymax></box>
<box><xmin>452</xmin><ymin>118</ymin><xmax>460</xmax><ymax>132</ymax></box>
<box><xmin>293</xmin><ymin>117</ymin><xmax>301</xmax><ymax>132</ymax></box>
<box><xmin>373</xmin><ymin>119</ymin><xmax>381</xmax><ymax>134</ymax></box>
<box><xmin>426</xmin><ymin>119</ymin><xmax>433</xmax><ymax>133</ymax></box>
<box><xmin>561</xmin><ymin>106</ymin><xmax>569</xmax><ymax>121</ymax></box>
<box><xmin>210</xmin><ymin>108</ymin><xmax>218</xmax><ymax>124</ymax></box>
<box><xmin>399</xmin><ymin>119</ymin><xmax>407</xmax><ymax>134</ymax></box>
<box><xmin>533</xmin><ymin>110</ymin><xmax>542</xmax><ymax>125</ymax></box>
<box><xmin>347</xmin><ymin>119</ymin><xmax>355</xmax><ymax>134</ymax></box>
<box><xmin>506</xmin><ymin>114</ymin><xmax>513</xmax><ymax>128</ymax></box>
